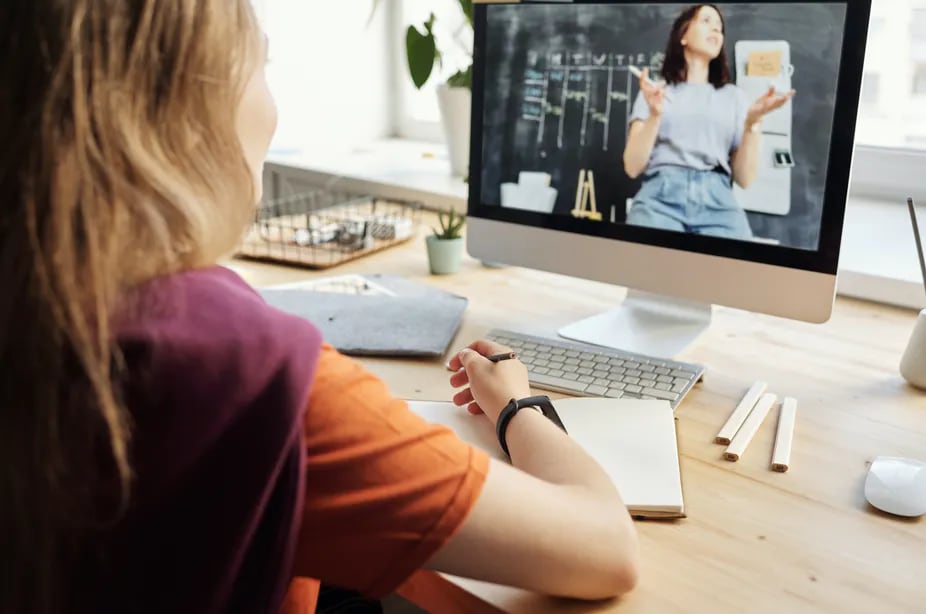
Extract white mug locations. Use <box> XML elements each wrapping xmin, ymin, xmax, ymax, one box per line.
<box><xmin>900</xmin><ymin>309</ymin><xmax>926</xmax><ymax>390</ymax></box>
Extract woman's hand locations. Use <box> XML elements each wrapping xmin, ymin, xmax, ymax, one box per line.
<box><xmin>639</xmin><ymin>67</ymin><xmax>666</xmax><ymax>117</ymax></box>
<box><xmin>745</xmin><ymin>86</ymin><xmax>795</xmax><ymax>128</ymax></box>
<box><xmin>447</xmin><ymin>339</ymin><xmax>532</xmax><ymax>425</ymax></box>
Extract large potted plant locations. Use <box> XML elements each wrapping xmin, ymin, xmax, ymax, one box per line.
<box><xmin>426</xmin><ymin>208</ymin><xmax>466</xmax><ymax>274</ymax></box>
<box><xmin>401</xmin><ymin>1</ymin><xmax>474</xmax><ymax>177</ymax></box>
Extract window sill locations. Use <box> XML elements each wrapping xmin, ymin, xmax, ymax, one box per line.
<box><xmin>266</xmin><ymin>139</ymin><xmax>467</xmax><ymax>212</ymax></box>
<box><xmin>266</xmin><ymin>139</ymin><xmax>925</xmax><ymax>311</ymax></box>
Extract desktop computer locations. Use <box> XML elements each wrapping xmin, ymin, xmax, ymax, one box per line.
<box><xmin>467</xmin><ymin>0</ymin><xmax>870</xmax><ymax>364</ymax></box>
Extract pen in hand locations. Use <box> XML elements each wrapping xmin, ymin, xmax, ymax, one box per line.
<box><xmin>487</xmin><ymin>351</ymin><xmax>517</xmax><ymax>363</ymax></box>
<box><xmin>445</xmin><ymin>350</ymin><xmax>518</xmax><ymax>372</ymax></box>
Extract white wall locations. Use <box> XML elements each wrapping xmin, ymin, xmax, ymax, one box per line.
<box><xmin>259</xmin><ymin>1</ymin><xmax>394</xmax><ymax>154</ymax></box>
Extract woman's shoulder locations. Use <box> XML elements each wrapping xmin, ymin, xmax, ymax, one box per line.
<box><xmin>117</xmin><ymin>265</ymin><xmax>323</xmax><ymax>394</ymax></box>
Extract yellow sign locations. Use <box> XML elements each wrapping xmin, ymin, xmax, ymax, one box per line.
<box><xmin>746</xmin><ymin>50</ymin><xmax>782</xmax><ymax>77</ymax></box>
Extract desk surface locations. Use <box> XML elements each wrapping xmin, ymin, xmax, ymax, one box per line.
<box><xmin>228</xmin><ymin>219</ymin><xmax>926</xmax><ymax>614</ymax></box>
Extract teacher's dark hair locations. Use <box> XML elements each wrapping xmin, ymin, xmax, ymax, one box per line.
<box><xmin>661</xmin><ymin>4</ymin><xmax>732</xmax><ymax>88</ymax></box>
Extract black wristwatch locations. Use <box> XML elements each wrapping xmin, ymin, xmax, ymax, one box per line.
<box><xmin>496</xmin><ymin>395</ymin><xmax>568</xmax><ymax>457</ymax></box>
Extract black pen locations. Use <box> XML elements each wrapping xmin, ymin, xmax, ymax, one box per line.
<box><xmin>487</xmin><ymin>351</ymin><xmax>517</xmax><ymax>363</ymax></box>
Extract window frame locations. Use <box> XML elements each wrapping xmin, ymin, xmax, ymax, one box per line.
<box><xmin>851</xmin><ymin>146</ymin><xmax>926</xmax><ymax>201</ymax></box>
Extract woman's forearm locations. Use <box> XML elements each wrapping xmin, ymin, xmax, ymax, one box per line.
<box><xmin>733</xmin><ymin>123</ymin><xmax>762</xmax><ymax>188</ymax></box>
<box><xmin>623</xmin><ymin>116</ymin><xmax>661</xmax><ymax>178</ymax></box>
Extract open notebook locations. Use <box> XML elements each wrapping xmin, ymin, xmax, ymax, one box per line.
<box><xmin>407</xmin><ymin>397</ymin><xmax>685</xmax><ymax>519</ymax></box>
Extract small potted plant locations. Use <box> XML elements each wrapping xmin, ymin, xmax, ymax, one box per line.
<box><xmin>426</xmin><ymin>208</ymin><xmax>466</xmax><ymax>274</ymax></box>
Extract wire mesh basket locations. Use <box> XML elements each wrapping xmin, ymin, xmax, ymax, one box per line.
<box><xmin>236</xmin><ymin>187</ymin><xmax>421</xmax><ymax>269</ymax></box>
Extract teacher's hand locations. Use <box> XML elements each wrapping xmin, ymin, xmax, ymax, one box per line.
<box><xmin>639</xmin><ymin>67</ymin><xmax>666</xmax><ymax>117</ymax></box>
<box><xmin>746</xmin><ymin>86</ymin><xmax>795</xmax><ymax>127</ymax></box>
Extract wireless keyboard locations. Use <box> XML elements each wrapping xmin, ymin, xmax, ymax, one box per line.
<box><xmin>486</xmin><ymin>329</ymin><xmax>704</xmax><ymax>409</ymax></box>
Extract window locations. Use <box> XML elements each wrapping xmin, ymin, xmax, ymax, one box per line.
<box><xmin>821</xmin><ymin>0</ymin><xmax>926</xmax><ymax>204</ymax></box>
<box><xmin>914</xmin><ymin>63</ymin><xmax>926</xmax><ymax>94</ymax></box>
<box><xmin>860</xmin><ymin>72</ymin><xmax>880</xmax><ymax>106</ymax></box>
<box><xmin>395</xmin><ymin>0</ymin><xmax>473</xmax><ymax>140</ymax></box>
<box><xmin>912</xmin><ymin>8</ymin><xmax>926</xmax><ymax>40</ymax></box>
<box><xmin>869</xmin><ymin>16</ymin><xmax>886</xmax><ymax>35</ymax></box>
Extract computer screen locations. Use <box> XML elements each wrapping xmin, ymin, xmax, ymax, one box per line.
<box><xmin>467</xmin><ymin>0</ymin><xmax>870</xmax><ymax>356</ymax></box>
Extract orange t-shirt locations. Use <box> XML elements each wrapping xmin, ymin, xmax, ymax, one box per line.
<box><xmin>280</xmin><ymin>344</ymin><xmax>490</xmax><ymax>613</ymax></box>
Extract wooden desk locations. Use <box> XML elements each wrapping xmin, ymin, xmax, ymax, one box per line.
<box><xmin>228</xmin><ymin>222</ymin><xmax>926</xmax><ymax>614</ymax></box>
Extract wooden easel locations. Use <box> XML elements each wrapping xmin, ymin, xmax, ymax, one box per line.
<box><xmin>571</xmin><ymin>169</ymin><xmax>602</xmax><ymax>221</ymax></box>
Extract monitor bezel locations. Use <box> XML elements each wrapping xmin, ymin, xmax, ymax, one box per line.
<box><xmin>467</xmin><ymin>0</ymin><xmax>871</xmax><ymax>276</ymax></box>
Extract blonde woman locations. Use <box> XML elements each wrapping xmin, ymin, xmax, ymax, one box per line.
<box><xmin>0</xmin><ymin>2</ymin><xmax>639</xmax><ymax>613</ymax></box>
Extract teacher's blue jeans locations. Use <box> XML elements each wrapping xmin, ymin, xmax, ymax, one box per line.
<box><xmin>627</xmin><ymin>166</ymin><xmax>753</xmax><ymax>240</ymax></box>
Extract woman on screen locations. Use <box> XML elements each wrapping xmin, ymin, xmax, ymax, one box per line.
<box><xmin>622</xmin><ymin>3</ymin><xmax>793</xmax><ymax>239</ymax></box>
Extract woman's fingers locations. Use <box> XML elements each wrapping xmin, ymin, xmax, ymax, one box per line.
<box><xmin>453</xmin><ymin>388</ymin><xmax>475</xmax><ymax>407</ymax></box>
<box><xmin>449</xmin><ymin>368</ymin><xmax>470</xmax><ymax>388</ymax></box>
<box><xmin>467</xmin><ymin>402</ymin><xmax>483</xmax><ymax>415</ymax></box>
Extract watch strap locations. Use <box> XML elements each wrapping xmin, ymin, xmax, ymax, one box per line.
<box><xmin>496</xmin><ymin>395</ymin><xmax>567</xmax><ymax>457</ymax></box>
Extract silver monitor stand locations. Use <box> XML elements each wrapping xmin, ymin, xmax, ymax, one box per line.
<box><xmin>557</xmin><ymin>289</ymin><xmax>713</xmax><ymax>358</ymax></box>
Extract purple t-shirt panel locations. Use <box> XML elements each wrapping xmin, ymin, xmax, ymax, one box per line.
<box><xmin>79</xmin><ymin>266</ymin><xmax>322</xmax><ymax>613</ymax></box>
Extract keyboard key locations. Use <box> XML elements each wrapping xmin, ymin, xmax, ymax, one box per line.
<box><xmin>532</xmin><ymin>367</ymin><xmax>549</xmax><ymax>375</ymax></box>
<box><xmin>594</xmin><ymin>355</ymin><xmax>610</xmax><ymax>364</ymax></box>
<box><xmin>655</xmin><ymin>367</ymin><xmax>671</xmax><ymax>375</ymax></box>
<box><xmin>594</xmin><ymin>378</ymin><xmax>612</xmax><ymax>387</ymax></box>
<box><xmin>640</xmin><ymin>378</ymin><xmax>657</xmax><ymax>389</ymax></box>
<box><xmin>562</xmin><ymin>365</ymin><xmax>578</xmax><ymax>373</ymax></box>
<box><xmin>655</xmin><ymin>382</ymin><xmax>672</xmax><ymax>391</ymax></box>
<box><xmin>592</xmin><ymin>369</ymin><xmax>608</xmax><ymax>379</ymax></box>
<box><xmin>586</xmin><ymin>384</ymin><xmax>608</xmax><ymax>395</ymax></box>
<box><xmin>565</xmin><ymin>357</ymin><xmax>580</xmax><ymax>366</ymax></box>
<box><xmin>657</xmin><ymin>374</ymin><xmax>674</xmax><ymax>384</ymax></box>
<box><xmin>577</xmin><ymin>367</ymin><xmax>593</xmax><ymax>376</ymax></box>
<box><xmin>609</xmin><ymin>366</ymin><xmax>626</xmax><ymax>375</ymax></box>
<box><xmin>671</xmin><ymin>368</ymin><xmax>697</xmax><ymax>378</ymax></box>
<box><xmin>550</xmin><ymin>347</ymin><xmax>565</xmax><ymax>355</ymax></box>
<box><xmin>605</xmin><ymin>389</ymin><xmax>624</xmax><ymax>398</ymax></box>
<box><xmin>624</xmin><ymin>376</ymin><xmax>640</xmax><ymax>385</ymax></box>
<box><xmin>625</xmin><ymin>384</ymin><xmax>642</xmax><ymax>393</ymax></box>
<box><xmin>641</xmin><ymin>387</ymin><xmax>679</xmax><ymax>401</ymax></box>
<box><xmin>625</xmin><ymin>369</ymin><xmax>642</xmax><ymax>377</ymax></box>
<box><xmin>534</xmin><ymin>359</ymin><xmax>550</xmax><ymax>368</ymax></box>
<box><xmin>577</xmin><ymin>375</ymin><xmax>595</xmax><ymax>384</ymax></box>
<box><xmin>547</xmin><ymin>369</ymin><xmax>564</xmax><ymax>377</ymax></box>
<box><xmin>565</xmin><ymin>350</ymin><xmax>580</xmax><ymax>358</ymax></box>
<box><xmin>530</xmin><ymin>372</ymin><xmax>587</xmax><ymax>393</ymax></box>
<box><xmin>563</xmin><ymin>372</ymin><xmax>580</xmax><ymax>381</ymax></box>
<box><xmin>608</xmin><ymin>358</ymin><xmax>625</xmax><ymax>367</ymax></box>
<box><xmin>623</xmin><ymin>392</ymin><xmax>641</xmax><ymax>399</ymax></box>
<box><xmin>639</xmin><ymin>364</ymin><xmax>655</xmax><ymax>373</ymax></box>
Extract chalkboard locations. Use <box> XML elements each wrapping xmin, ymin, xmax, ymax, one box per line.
<box><xmin>478</xmin><ymin>3</ymin><xmax>846</xmax><ymax>250</ymax></box>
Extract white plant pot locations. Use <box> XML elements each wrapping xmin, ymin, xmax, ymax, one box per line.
<box><xmin>436</xmin><ymin>84</ymin><xmax>471</xmax><ymax>178</ymax></box>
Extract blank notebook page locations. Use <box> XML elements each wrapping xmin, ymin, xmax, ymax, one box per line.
<box><xmin>407</xmin><ymin>397</ymin><xmax>685</xmax><ymax>518</ymax></box>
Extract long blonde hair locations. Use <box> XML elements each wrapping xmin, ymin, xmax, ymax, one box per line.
<box><xmin>0</xmin><ymin>1</ymin><xmax>260</xmax><ymax>610</ymax></box>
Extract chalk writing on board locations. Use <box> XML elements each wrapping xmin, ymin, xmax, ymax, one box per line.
<box><xmin>520</xmin><ymin>50</ymin><xmax>665</xmax><ymax>151</ymax></box>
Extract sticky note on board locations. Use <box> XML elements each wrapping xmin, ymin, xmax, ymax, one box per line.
<box><xmin>746</xmin><ymin>50</ymin><xmax>782</xmax><ymax>77</ymax></box>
